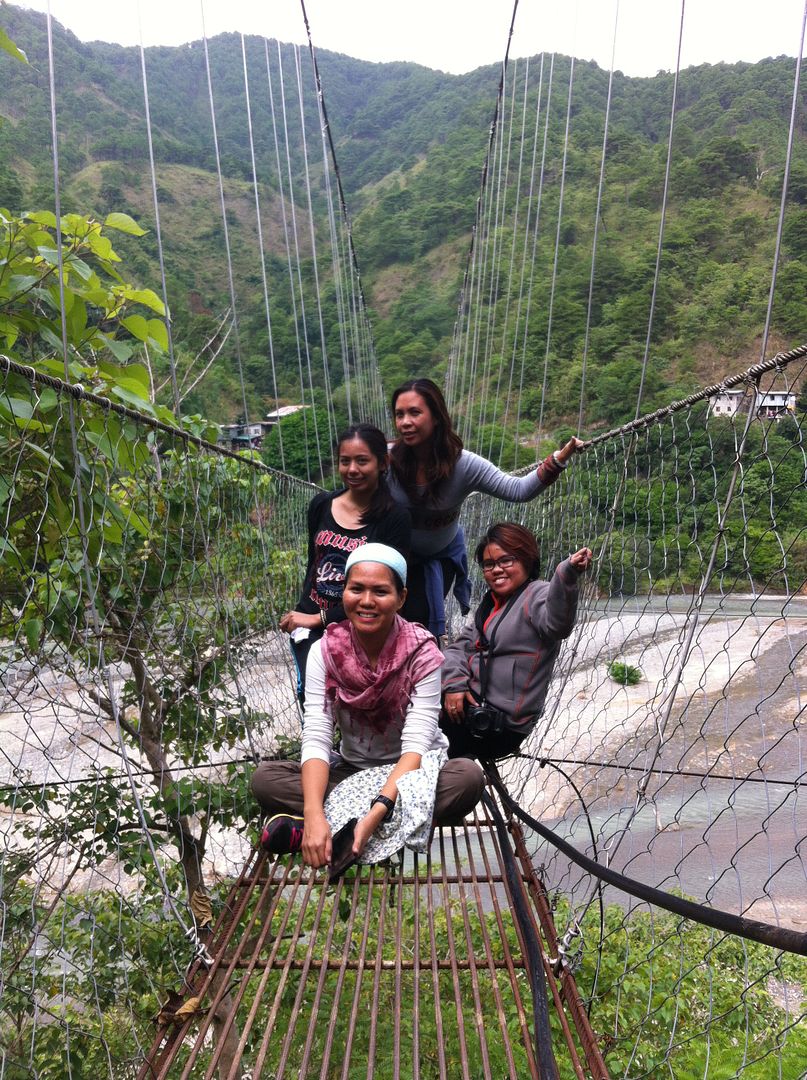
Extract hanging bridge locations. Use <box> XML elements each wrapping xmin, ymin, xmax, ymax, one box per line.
<box><xmin>1</xmin><ymin>2</ymin><xmax>806</xmax><ymax>1077</ymax></box>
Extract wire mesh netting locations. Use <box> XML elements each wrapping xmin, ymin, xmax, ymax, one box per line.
<box><xmin>457</xmin><ymin>351</ymin><xmax>807</xmax><ymax>1077</ymax></box>
<box><xmin>2</xmin><ymin>350</ymin><xmax>806</xmax><ymax>1076</ymax></box>
<box><xmin>0</xmin><ymin>360</ymin><xmax>318</xmax><ymax>1074</ymax></box>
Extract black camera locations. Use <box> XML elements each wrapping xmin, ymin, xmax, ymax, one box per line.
<box><xmin>465</xmin><ymin>702</ymin><xmax>507</xmax><ymax>737</ymax></box>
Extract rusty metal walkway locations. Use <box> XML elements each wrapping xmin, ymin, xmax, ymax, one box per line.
<box><xmin>139</xmin><ymin>797</ymin><xmax>610</xmax><ymax>1079</ymax></box>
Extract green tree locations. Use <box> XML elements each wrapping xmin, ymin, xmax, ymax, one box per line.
<box><xmin>0</xmin><ymin>208</ymin><xmax>305</xmax><ymax>1075</ymax></box>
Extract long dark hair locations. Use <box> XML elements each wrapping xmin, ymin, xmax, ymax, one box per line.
<box><xmin>337</xmin><ymin>423</ymin><xmax>394</xmax><ymax>524</ymax></box>
<box><xmin>389</xmin><ymin>379</ymin><xmax>463</xmax><ymax>502</ymax></box>
<box><xmin>474</xmin><ymin>522</ymin><xmax>541</xmax><ymax>580</ymax></box>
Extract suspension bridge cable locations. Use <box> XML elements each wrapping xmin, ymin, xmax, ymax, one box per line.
<box><xmin>292</xmin><ymin>42</ymin><xmax>336</xmax><ymax>463</ymax></box>
<box><xmin>485</xmin><ymin>768</ymin><xmax>807</xmax><ymax>957</ymax></box>
<box><xmin>537</xmin><ymin>56</ymin><xmax>576</xmax><ymax>437</ymax></box>
<box><xmin>758</xmin><ymin>0</ymin><xmax>807</xmax><ymax>365</ymax></box>
<box><xmin>136</xmin><ymin>1</ymin><xmax>180</xmax><ymax>417</ymax></box>
<box><xmin>577</xmin><ymin>0</ymin><xmax>620</xmax><ymax>436</ymax></box>
<box><xmin>514</xmin><ymin>52</ymin><xmax>554</xmax><ymax>468</ymax></box>
<box><xmin>446</xmin><ymin>0</ymin><xmax>519</xmax><ymax>421</ymax></box>
<box><xmin>199</xmin><ymin>0</ymin><xmax>250</xmax><ymax>426</ymax></box>
<box><xmin>240</xmin><ymin>31</ymin><xmax>285</xmax><ymax>470</ymax></box>
<box><xmin>299</xmin><ymin>0</ymin><xmax>385</xmax><ymax>427</ymax></box>
<box><xmin>633</xmin><ymin>0</ymin><xmax>686</xmax><ymax>421</ymax></box>
<box><xmin>264</xmin><ymin>38</ymin><xmax>313</xmax><ymax>481</ymax></box>
<box><xmin>481</xmin><ymin>789</ymin><xmax>560</xmax><ymax>1080</ymax></box>
<box><xmin>44</xmin><ymin>5</ymin><xmax>196</xmax><ymax>965</ymax></box>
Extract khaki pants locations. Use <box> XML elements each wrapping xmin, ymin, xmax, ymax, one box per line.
<box><xmin>251</xmin><ymin>757</ymin><xmax>484</xmax><ymax>826</ymax></box>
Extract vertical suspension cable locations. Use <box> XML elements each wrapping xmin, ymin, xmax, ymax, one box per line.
<box><xmin>514</xmin><ymin>53</ymin><xmax>555</xmax><ymax>468</ymax></box>
<box><xmin>136</xmin><ymin>0</ymin><xmax>180</xmax><ymax>416</ymax></box>
<box><xmin>445</xmin><ymin>0</ymin><xmax>520</xmax><ymax>425</ymax></box>
<box><xmin>537</xmin><ymin>56</ymin><xmax>576</xmax><ymax>436</ymax></box>
<box><xmin>240</xmin><ymin>32</ymin><xmax>285</xmax><ymax>469</ymax></box>
<box><xmin>496</xmin><ymin>56</ymin><xmax>533</xmax><ymax>464</ymax></box>
<box><xmin>480</xmin><ymin>58</ymin><xmax>522</xmax><ymax>457</ymax></box>
<box><xmin>275</xmin><ymin>41</ymin><xmax>325</xmax><ymax>479</ymax></box>
<box><xmin>293</xmin><ymin>43</ymin><xmax>335</xmax><ymax>471</ymax></box>
<box><xmin>300</xmin><ymin>0</ymin><xmax>384</xmax><ymax>426</ymax></box>
<box><xmin>265</xmin><ymin>38</ymin><xmax>312</xmax><ymax>481</ymax></box>
<box><xmin>577</xmin><ymin>0</ymin><xmax>621</xmax><ymax>437</ymax></box>
<box><xmin>633</xmin><ymin>0</ymin><xmax>686</xmax><ymax>420</ymax></box>
<box><xmin>477</xmin><ymin>58</ymin><xmax>518</xmax><ymax>449</ymax></box>
<box><xmin>514</xmin><ymin>53</ymin><xmax>553</xmax><ymax>468</ymax></box>
<box><xmin>199</xmin><ymin>0</ymin><xmax>250</xmax><ymax>424</ymax></box>
<box><xmin>44</xmin><ymin>2</ymin><xmax>193</xmax><ymax>951</ymax></box>
<box><xmin>758</xmin><ymin>0</ymin><xmax>807</xmax><ymax>364</ymax></box>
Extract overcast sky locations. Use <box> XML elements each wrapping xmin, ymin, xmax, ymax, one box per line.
<box><xmin>15</xmin><ymin>1</ymin><xmax>807</xmax><ymax>77</ymax></box>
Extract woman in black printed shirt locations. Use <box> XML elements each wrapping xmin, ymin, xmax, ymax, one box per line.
<box><xmin>279</xmin><ymin>424</ymin><xmax>411</xmax><ymax>700</ymax></box>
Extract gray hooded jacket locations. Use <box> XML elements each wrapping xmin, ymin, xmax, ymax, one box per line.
<box><xmin>441</xmin><ymin>558</ymin><xmax>583</xmax><ymax>730</ymax></box>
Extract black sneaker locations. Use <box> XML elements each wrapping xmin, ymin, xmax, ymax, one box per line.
<box><xmin>260</xmin><ymin>814</ymin><xmax>304</xmax><ymax>854</ymax></box>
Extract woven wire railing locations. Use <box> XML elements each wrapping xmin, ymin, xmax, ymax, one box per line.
<box><xmin>0</xmin><ymin>359</ymin><xmax>314</xmax><ymax>1075</ymax></box>
<box><xmin>1</xmin><ymin>347</ymin><xmax>805</xmax><ymax>1076</ymax></box>
<box><xmin>458</xmin><ymin>348</ymin><xmax>807</xmax><ymax>1078</ymax></box>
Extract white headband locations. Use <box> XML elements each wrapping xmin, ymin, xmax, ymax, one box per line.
<box><xmin>344</xmin><ymin>543</ymin><xmax>407</xmax><ymax>586</ymax></box>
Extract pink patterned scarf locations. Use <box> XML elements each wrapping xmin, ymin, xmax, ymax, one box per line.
<box><xmin>321</xmin><ymin>615</ymin><xmax>443</xmax><ymax>735</ymax></box>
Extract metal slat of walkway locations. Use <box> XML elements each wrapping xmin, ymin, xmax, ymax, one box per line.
<box><xmin>139</xmin><ymin>807</ymin><xmax>610</xmax><ymax>1079</ymax></box>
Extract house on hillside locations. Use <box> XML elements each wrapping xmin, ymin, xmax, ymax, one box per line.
<box><xmin>217</xmin><ymin>422</ymin><xmax>263</xmax><ymax>450</ymax></box>
<box><xmin>755</xmin><ymin>390</ymin><xmax>796</xmax><ymax>418</ymax></box>
<box><xmin>217</xmin><ymin>405</ymin><xmax>311</xmax><ymax>451</ymax></box>
<box><xmin>708</xmin><ymin>388</ymin><xmax>796</xmax><ymax>420</ymax></box>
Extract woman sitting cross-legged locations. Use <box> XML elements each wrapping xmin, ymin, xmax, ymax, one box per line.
<box><xmin>251</xmin><ymin>543</ymin><xmax>484</xmax><ymax>867</ymax></box>
<box><xmin>441</xmin><ymin>522</ymin><xmax>592</xmax><ymax>761</ymax></box>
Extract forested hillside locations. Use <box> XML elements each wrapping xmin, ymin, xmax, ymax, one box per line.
<box><xmin>0</xmin><ymin>4</ymin><xmax>805</xmax><ymax>435</ymax></box>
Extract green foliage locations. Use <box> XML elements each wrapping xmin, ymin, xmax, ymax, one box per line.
<box><xmin>0</xmin><ymin>207</ymin><xmax>303</xmax><ymax>918</ymax></box>
<box><xmin>607</xmin><ymin>660</ymin><xmax>643</xmax><ymax>685</ymax></box>
<box><xmin>262</xmin><ymin>404</ymin><xmax>333</xmax><ymax>482</ymax></box>
<box><xmin>568</xmin><ymin>902</ymin><xmax>807</xmax><ymax>1078</ymax></box>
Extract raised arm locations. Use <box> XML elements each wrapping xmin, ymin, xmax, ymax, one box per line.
<box><xmin>461</xmin><ymin>437</ymin><xmax>584</xmax><ymax>504</ymax></box>
<box><xmin>528</xmin><ymin>547</ymin><xmax>592</xmax><ymax>641</ymax></box>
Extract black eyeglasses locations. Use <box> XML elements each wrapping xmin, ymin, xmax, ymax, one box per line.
<box><xmin>480</xmin><ymin>555</ymin><xmax>518</xmax><ymax>573</ymax></box>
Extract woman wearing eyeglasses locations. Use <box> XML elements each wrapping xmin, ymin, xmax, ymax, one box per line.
<box><xmin>440</xmin><ymin>522</ymin><xmax>592</xmax><ymax>760</ymax></box>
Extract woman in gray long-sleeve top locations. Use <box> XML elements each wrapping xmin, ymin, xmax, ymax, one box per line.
<box><xmin>388</xmin><ymin>378</ymin><xmax>582</xmax><ymax>635</ymax></box>
<box><xmin>441</xmin><ymin>521</ymin><xmax>592</xmax><ymax>760</ymax></box>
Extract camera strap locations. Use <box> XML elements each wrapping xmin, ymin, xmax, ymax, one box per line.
<box><xmin>476</xmin><ymin>582</ymin><xmax>529</xmax><ymax>703</ymax></box>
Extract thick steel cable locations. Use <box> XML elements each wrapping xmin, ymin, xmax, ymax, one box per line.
<box><xmin>586</xmin><ymin>341</ymin><xmax>807</xmax><ymax>447</ymax></box>
<box><xmin>0</xmin><ymin>355</ymin><xmax>320</xmax><ymax>488</ymax></box>
<box><xmin>481</xmin><ymin>790</ymin><xmax>560</xmax><ymax>1080</ymax></box>
<box><xmin>485</xmin><ymin>768</ymin><xmax>807</xmax><ymax>957</ymax></box>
